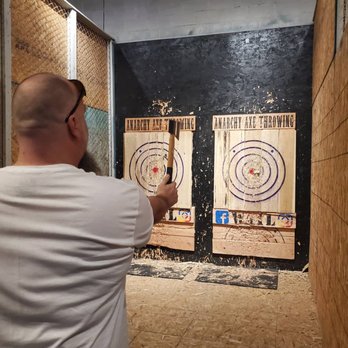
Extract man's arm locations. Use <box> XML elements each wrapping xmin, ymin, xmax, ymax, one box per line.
<box><xmin>148</xmin><ymin>174</ymin><xmax>178</xmax><ymax>223</ymax></box>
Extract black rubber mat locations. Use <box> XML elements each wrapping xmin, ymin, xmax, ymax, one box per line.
<box><xmin>195</xmin><ymin>267</ymin><xmax>278</xmax><ymax>290</ymax></box>
<box><xmin>128</xmin><ymin>262</ymin><xmax>193</xmax><ymax>280</ymax></box>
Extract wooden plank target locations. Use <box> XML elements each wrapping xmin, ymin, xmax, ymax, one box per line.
<box><xmin>212</xmin><ymin>113</ymin><xmax>296</xmax><ymax>259</ymax></box>
<box><xmin>124</xmin><ymin>116</ymin><xmax>195</xmax><ymax>251</ymax></box>
<box><xmin>214</xmin><ymin>129</ymin><xmax>296</xmax><ymax>212</ymax></box>
<box><xmin>124</xmin><ymin>132</ymin><xmax>193</xmax><ymax>208</ymax></box>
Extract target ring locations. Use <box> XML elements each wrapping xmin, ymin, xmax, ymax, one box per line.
<box><xmin>237</xmin><ymin>153</ymin><xmax>271</xmax><ymax>189</ymax></box>
<box><xmin>129</xmin><ymin>141</ymin><xmax>184</xmax><ymax>194</ymax></box>
<box><xmin>223</xmin><ymin>140</ymin><xmax>286</xmax><ymax>202</ymax></box>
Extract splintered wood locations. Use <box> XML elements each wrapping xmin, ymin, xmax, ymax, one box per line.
<box><xmin>124</xmin><ymin>116</ymin><xmax>196</xmax><ymax>252</ymax></box>
<box><xmin>212</xmin><ymin>113</ymin><xmax>296</xmax><ymax>260</ymax></box>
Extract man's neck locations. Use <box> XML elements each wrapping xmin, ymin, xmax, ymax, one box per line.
<box><xmin>15</xmin><ymin>142</ymin><xmax>78</xmax><ymax>167</ymax></box>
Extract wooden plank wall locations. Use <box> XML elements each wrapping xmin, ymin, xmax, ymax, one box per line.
<box><xmin>310</xmin><ymin>0</ymin><xmax>348</xmax><ymax>346</ymax></box>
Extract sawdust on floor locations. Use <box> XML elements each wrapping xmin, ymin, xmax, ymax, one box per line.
<box><xmin>126</xmin><ymin>259</ymin><xmax>322</xmax><ymax>348</ymax></box>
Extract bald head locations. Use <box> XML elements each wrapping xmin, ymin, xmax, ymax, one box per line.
<box><xmin>13</xmin><ymin>73</ymin><xmax>78</xmax><ymax>135</ymax></box>
<box><xmin>13</xmin><ymin>73</ymin><xmax>89</xmax><ymax>166</ymax></box>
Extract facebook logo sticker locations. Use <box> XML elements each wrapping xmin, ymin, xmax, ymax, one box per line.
<box><xmin>215</xmin><ymin>210</ymin><xmax>229</xmax><ymax>224</ymax></box>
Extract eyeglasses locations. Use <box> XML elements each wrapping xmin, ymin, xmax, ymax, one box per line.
<box><xmin>64</xmin><ymin>79</ymin><xmax>87</xmax><ymax>123</ymax></box>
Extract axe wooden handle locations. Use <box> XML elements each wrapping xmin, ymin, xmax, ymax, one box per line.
<box><xmin>166</xmin><ymin>134</ymin><xmax>175</xmax><ymax>184</ymax></box>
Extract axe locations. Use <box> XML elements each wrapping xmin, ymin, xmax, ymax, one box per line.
<box><xmin>166</xmin><ymin>120</ymin><xmax>180</xmax><ymax>184</ymax></box>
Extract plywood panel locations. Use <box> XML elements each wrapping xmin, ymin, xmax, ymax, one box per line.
<box><xmin>312</xmin><ymin>0</ymin><xmax>335</xmax><ymax>99</ymax></box>
<box><xmin>311</xmin><ymin>9</ymin><xmax>348</xmax><ymax>346</ymax></box>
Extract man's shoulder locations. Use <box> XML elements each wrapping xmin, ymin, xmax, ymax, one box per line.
<box><xmin>80</xmin><ymin>172</ymin><xmax>142</xmax><ymax>195</ymax></box>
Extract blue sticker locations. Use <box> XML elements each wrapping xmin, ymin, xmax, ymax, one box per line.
<box><xmin>215</xmin><ymin>210</ymin><xmax>229</xmax><ymax>224</ymax></box>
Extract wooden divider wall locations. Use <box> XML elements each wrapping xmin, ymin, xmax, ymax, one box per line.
<box><xmin>309</xmin><ymin>0</ymin><xmax>348</xmax><ymax>346</ymax></box>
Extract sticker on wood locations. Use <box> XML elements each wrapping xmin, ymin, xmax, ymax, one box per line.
<box><xmin>124</xmin><ymin>116</ymin><xmax>195</xmax><ymax>251</ymax></box>
<box><xmin>213</xmin><ymin>113</ymin><xmax>296</xmax><ymax>259</ymax></box>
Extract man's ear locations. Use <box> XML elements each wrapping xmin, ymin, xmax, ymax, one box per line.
<box><xmin>66</xmin><ymin>116</ymin><xmax>82</xmax><ymax>139</ymax></box>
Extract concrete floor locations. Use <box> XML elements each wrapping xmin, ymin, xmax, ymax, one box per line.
<box><xmin>126</xmin><ymin>260</ymin><xmax>322</xmax><ymax>348</ymax></box>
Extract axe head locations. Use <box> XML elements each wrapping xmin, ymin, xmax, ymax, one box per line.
<box><xmin>168</xmin><ymin>119</ymin><xmax>180</xmax><ymax>139</ymax></box>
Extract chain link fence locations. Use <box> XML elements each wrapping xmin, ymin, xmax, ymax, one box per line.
<box><xmin>11</xmin><ymin>0</ymin><xmax>69</xmax><ymax>162</ymax></box>
<box><xmin>9</xmin><ymin>0</ymin><xmax>111</xmax><ymax>175</ymax></box>
<box><xmin>77</xmin><ymin>21</ymin><xmax>110</xmax><ymax>175</ymax></box>
<box><xmin>12</xmin><ymin>0</ymin><xmax>68</xmax><ymax>83</ymax></box>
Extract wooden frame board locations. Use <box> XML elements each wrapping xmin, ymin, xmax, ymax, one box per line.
<box><xmin>212</xmin><ymin>209</ymin><xmax>296</xmax><ymax>229</ymax></box>
<box><xmin>213</xmin><ymin>225</ymin><xmax>295</xmax><ymax>259</ymax></box>
<box><xmin>149</xmin><ymin>223</ymin><xmax>195</xmax><ymax>251</ymax></box>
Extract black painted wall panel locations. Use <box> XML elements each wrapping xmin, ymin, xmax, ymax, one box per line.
<box><xmin>115</xmin><ymin>25</ymin><xmax>313</xmax><ymax>270</ymax></box>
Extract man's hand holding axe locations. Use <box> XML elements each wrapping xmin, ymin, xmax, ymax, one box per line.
<box><xmin>166</xmin><ymin>119</ymin><xmax>180</xmax><ymax>184</ymax></box>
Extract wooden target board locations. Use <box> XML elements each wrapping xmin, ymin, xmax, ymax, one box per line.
<box><xmin>124</xmin><ymin>116</ymin><xmax>196</xmax><ymax>251</ymax></box>
<box><xmin>213</xmin><ymin>113</ymin><xmax>296</xmax><ymax>259</ymax></box>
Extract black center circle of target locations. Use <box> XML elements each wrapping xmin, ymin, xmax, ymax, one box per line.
<box><xmin>237</xmin><ymin>153</ymin><xmax>271</xmax><ymax>189</ymax></box>
<box><xmin>223</xmin><ymin>140</ymin><xmax>286</xmax><ymax>202</ymax></box>
<box><xmin>129</xmin><ymin>141</ymin><xmax>184</xmax><ymax>194</ymax></box>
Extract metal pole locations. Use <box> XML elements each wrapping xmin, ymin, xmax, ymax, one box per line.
<box><xmin>3</xmin><ymin>0</ymin><xmax>11</xmax><ymax>166</ymax></box>
<box><xmin>67</xmin><ymin>9</ymin><xmax>77</xmax><ymax>79</ymax></box>
<box><xmin>108</xmin><ymin>40</ymin><xmax>116</xmax><ymax>177</ymax></box>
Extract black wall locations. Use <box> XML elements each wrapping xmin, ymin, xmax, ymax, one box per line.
<box><xmin>115</xmin><ymin>25</ymin><xmax>313</xmax><ymax>270</ymax></box>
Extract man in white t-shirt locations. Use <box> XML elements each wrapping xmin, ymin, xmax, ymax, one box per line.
<box><xmin>0</xmin><ymin>73</ymin><xmax>178</xmax><ymax>348</ymax></box>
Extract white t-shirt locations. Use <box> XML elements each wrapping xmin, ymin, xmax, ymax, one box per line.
<box><xmin>0</xmin><ymin>164</ymin><xmax>153</xmax><ymax>348</ymax></box>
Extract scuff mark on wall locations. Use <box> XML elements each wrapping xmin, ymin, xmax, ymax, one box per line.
<box><xmin>151</xmin><ymin>99</ymin><xmax>173</xmax><ymax>115</ymax></box>
<box><xmin>265</xmin><ymin>91</ymin><xmax>275</xmax><ymax>104</ymax></box>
